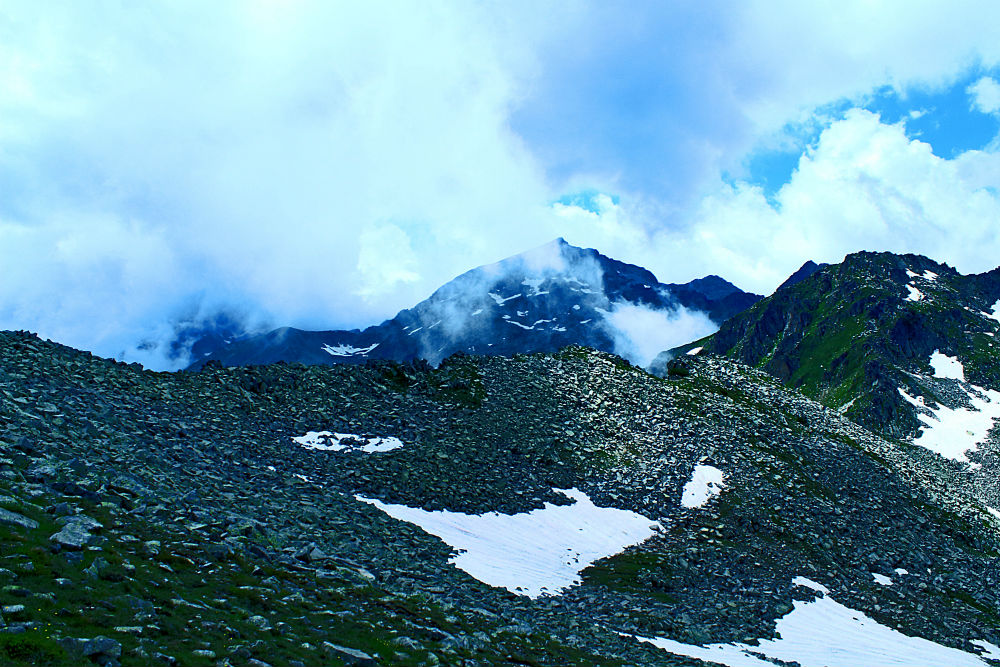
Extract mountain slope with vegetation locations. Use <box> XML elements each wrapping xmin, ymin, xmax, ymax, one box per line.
<box><xmin>2</xmin><ymin>331</ymin><xmax>1000</xmax><ymax>666</ymax></box>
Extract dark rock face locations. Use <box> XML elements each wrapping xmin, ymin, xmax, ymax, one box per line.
<box><xmin>187</xmin><ymin>239</ymin><xmax>761</xmax><ymax>369</ymax></box>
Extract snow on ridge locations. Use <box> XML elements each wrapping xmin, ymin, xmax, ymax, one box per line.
<box><xmin>322</xmin><ymin>342</ymin><xmax>379</xmax><ymax>357</ymax></box>
<box><xmin>680</xmin><ymin>465</ymin><xmax>725</xmax><ymax>508</ymax></box>
<box><xmin>293</xmin><ymin>431</ymin><xmax>403</xmax><ymax>453</ymax></box>
<box><xmin>356</xmin><ymin>488</ymin><xmax>660</xmax><ymax>598</ymax></box>
<box><xmin>686</xmin><ymin>346</ymin><xmax>704</xmax><ymax>356</ymax></box>
<box><xmin>632</xmin><ymin>576</ymin><xmax>994</xmax><ymax>667</ymax></box>
<box><xmin>929</xmin><ymin>350</ymin><xmax>965</xmax><ymax>381</ymax></box>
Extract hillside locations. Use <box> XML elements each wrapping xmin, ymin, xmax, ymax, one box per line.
<box><xmin>2</xmin><ymin>331</ymin><xmax>1000</xmax><ymax>666</ymax></box>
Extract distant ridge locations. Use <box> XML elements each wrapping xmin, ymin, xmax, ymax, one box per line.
<box><xmin>187</xmin><ymin>238</ymin><xmax>761</xmax><ymax>369</ymax></box>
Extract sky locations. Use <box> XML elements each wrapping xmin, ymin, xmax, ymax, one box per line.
<box><xmin>2</xmin><ymin>1</ymin><xmax>1000</xmax><ymax>369</ymax></box>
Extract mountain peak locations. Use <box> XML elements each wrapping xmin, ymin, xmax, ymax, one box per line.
<box><xmin>188</xmin><ymin>241</ymin><xmax>760</xmax><ymax>369</ymax></box>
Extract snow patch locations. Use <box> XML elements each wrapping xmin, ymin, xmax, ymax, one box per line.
<box><xmin>488</xmin><ymin>292</ymin><xmax>521</xmax><ymax>306</ymax></box>
<box><xmin>898</xmin><ymin>383</ymin><xmax>1000</xmax><ymax>463</ymax></box>
<box><xmin>894</xmin><ymin>568</ymin><xmax>909</xmax><ymax>576</ymax></box>
<box><xmin>356</xmin><ymin>488</ymin><xmax>659</xmax><ymax>598</ymax></box>
<box><xmin>872</xmin><ymin>573</ymin><xmax>892</xmax><ymax>586</ymax></box>
<box><xmin>506</xmin><ymin>320</ymin><xmax>535</xmax><ymax>330</ymax></box>
<box><xmin>681</xmin><ymin>465</ymin><xmax>725</xmax><ymax>508</ymax></box>
<box><xmin>929</xmin><ymin>350</ymin><xmax>965</xmax><ymax>380</ymax></box>
<box><xmin>973</xmin><ymin>640</ymin><xmax>1000</xmax><ymax>660</ymax></box>
<box><xmin>293</xmin><ymin>431</ymin><xmax>403</xmax><ymax>453</ymax></box>
<box><xmin>686</xmin><ymin>346</ymin><xmax>704</xmax><ymax>356</ymax></box>
<box><xmin>632</xmin><ymin>579</ymin><xmax>992</xmax><ymax>667</ymax></box>
<box><xmin>321</xmin><ymin>342</ymin><xmax>379</xmax><ymax>357</ymax></box>
<box><xmin>984</xmin><ymin>300</ymin><xmax>1000</xmax><ymax>323</ymax></box>
<box><xmin>471</xmin><ymin>308</ymin><xmax>484</xmax><ymax>316</ymax></box>
<box><xmin>904</xmin><ymin>284</ymin><xmax>924</xmax><ymax>301</ymax></box>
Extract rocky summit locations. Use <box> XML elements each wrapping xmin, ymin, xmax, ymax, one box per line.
<box><xmin>2</xmin><ymin>329</ymin><xmax>1000</xmax><ymax>666</ymax></box>
<box><xmin>187</xmin><ymin>238</ymin><xmax>760</xmax><ymax>370</ymax></box>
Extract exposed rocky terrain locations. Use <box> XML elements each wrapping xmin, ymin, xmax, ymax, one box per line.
<box><xmin>2</xmin><ymin>330</ymin><xmax>1000</xmax><ymax>666</ymax></box>
<box><xmin>187</xmin><ymin>238</ymin><xmax>759</xmax><ymax>370</ymax></box>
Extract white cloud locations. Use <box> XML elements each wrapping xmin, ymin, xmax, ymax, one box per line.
<box><xmin>969</xmin><ymin>76</ymin><xmax>1000</xmax><ymax>113</ymax></box>
<box><xmin>647</xmin><ymin>110</ymin><xmax>1000</xmax><ymax>294</ymax></box>
<box><xmin>3</xmin><ymin>2</ymin><xmax>1000</xmax><ymax>369</ymax></box>
<box><xmin>598</xmin><ymin>302</ymin><xmax>717</xmax><ymax>367</ymax></box>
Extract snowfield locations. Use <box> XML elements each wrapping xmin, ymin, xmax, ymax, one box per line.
<box><xmin>292</xmin><ymin>431</ymin><xmax>403</xmax><ymax>453</ymax></box>
<box><xmin>631</xmin><ymin>577</ymin><xmax>997</xmax><ymax>667</ymax></box>
<box><xmin>356</xmin><ymin>488</ymin><xmax>660</xmax><ymax>598</ymax></box>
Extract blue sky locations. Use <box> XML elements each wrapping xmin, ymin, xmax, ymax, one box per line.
<box><xmin>2</xmin><ymin>1</ymin><xmax>1000</xmax><ymax>368</ymax></box>
<box><xmin>740</xmin><ymin>67</ymin><xmax>1000</xmax><ymax>199</ymax></box>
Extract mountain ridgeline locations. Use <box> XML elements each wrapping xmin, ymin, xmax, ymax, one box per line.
<box><xmin>665</xmin><ymin>252</ymin><xmax>1000</xmax><ymax>440</ymax></box>
<box><xmin>187</xmin><ymin>239</ymin><xmax>761</xmax><ymax>370</ymax></box>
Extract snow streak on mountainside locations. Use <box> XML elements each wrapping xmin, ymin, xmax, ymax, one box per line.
<box><xmin>187</xmin><ymin>238</ymin><xmax>760</xmax><ymax>369</ymax></box>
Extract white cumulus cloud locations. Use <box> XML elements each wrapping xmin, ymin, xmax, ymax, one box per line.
<box><xmin>969</xmin><ymin>76</ymin><xmax>1000</xmax><ymax>114</ymax></box>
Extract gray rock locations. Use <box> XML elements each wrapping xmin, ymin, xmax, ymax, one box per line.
<box><xmin>321</xmin><ymin>642</ymin><xmax>376</xmax><ymax>666</ymax></box>
<box><xmin>50</xmin><ymin>521</ymin><xmax>95</xmax><ymax>549</ymax></box>
<box><xmin>0</xmin><ymin>507</ymin><xmax>38</xmax><ymax>530</ymax></box>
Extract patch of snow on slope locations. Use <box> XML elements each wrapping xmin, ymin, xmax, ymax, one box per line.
<box><xmin>681</xmin><ymin>465</ymin><xmax>725</xmax><ymax>508</ymax></box>
<box><xmin>293</xmin><ymin>431</ymin><xmax>403</xmax><ymax>453</ymax></box>
<box><xmin>506</xmin><ymin>320</ymin><xmax>534</xmax><ymax>330</ymax></box>
<box><xmin>984</xmin><ymin>300</ymin><xmax>1000</xmax><ymax>323</ymax></box>
<box><xmin>356</xmin><ymin>489</ymin><xmax>659</xmax><ymax>598</ymax></box>
<box><xmin>904</xmin><ymin>284</ymin><xmax>924</xmax><ymax>301</ymax></box>
<box><xmin>686</xmin><ymin>346</ymin><xmax>703</xmax><ymax>356</ymax></box>
<box><xmin>872</xmin><ymin>573</ymin><xmax>892</xmax><ymax>586</ymax></box>
<box><xmin>973</xmin><ymin>640</ymin><xmax>1000</xmax><ymax>660</ymax></box>
<box><xmin>929</xmin><ymin>350</ymin><xmax>965</xmax><ymax>380</ymax></box>
<box><xmin>321</xmin><ymin>343</ymin><xmax>379</xmax><ymax>357</ymax></box>
<box><xmin>521</xmin><ymin>278</ymin><xmax>549</xmax><ymax>296</ymax></box>
<box><xmin>488</xmin><ymin>292</ymin><xmax>521</xmax><ymax>306</ymax></box>
<box><xmin>632</xmin><ymin>579</ymin><xmax>993</xmax><ymax>667</ymax></box>
<box><xmin>793</xmin><ymin>576</ymin><xmax>829</xmax><ymax>594</ymax></box>
<box><xmin>897</xmin><ymin>385</ymin><xmax>1000</xmax><ymax>463</ymax></box>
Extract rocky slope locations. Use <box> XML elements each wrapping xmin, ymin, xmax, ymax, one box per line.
<box><xmin>2</xmin><ymin>330</ymin><xmax>1000</xmax><ymax>666</ymax></box>
<box><xmin>188</xmin><ymin>238</ymin><xmax>760</xmax><ymax>369</ymax></box>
